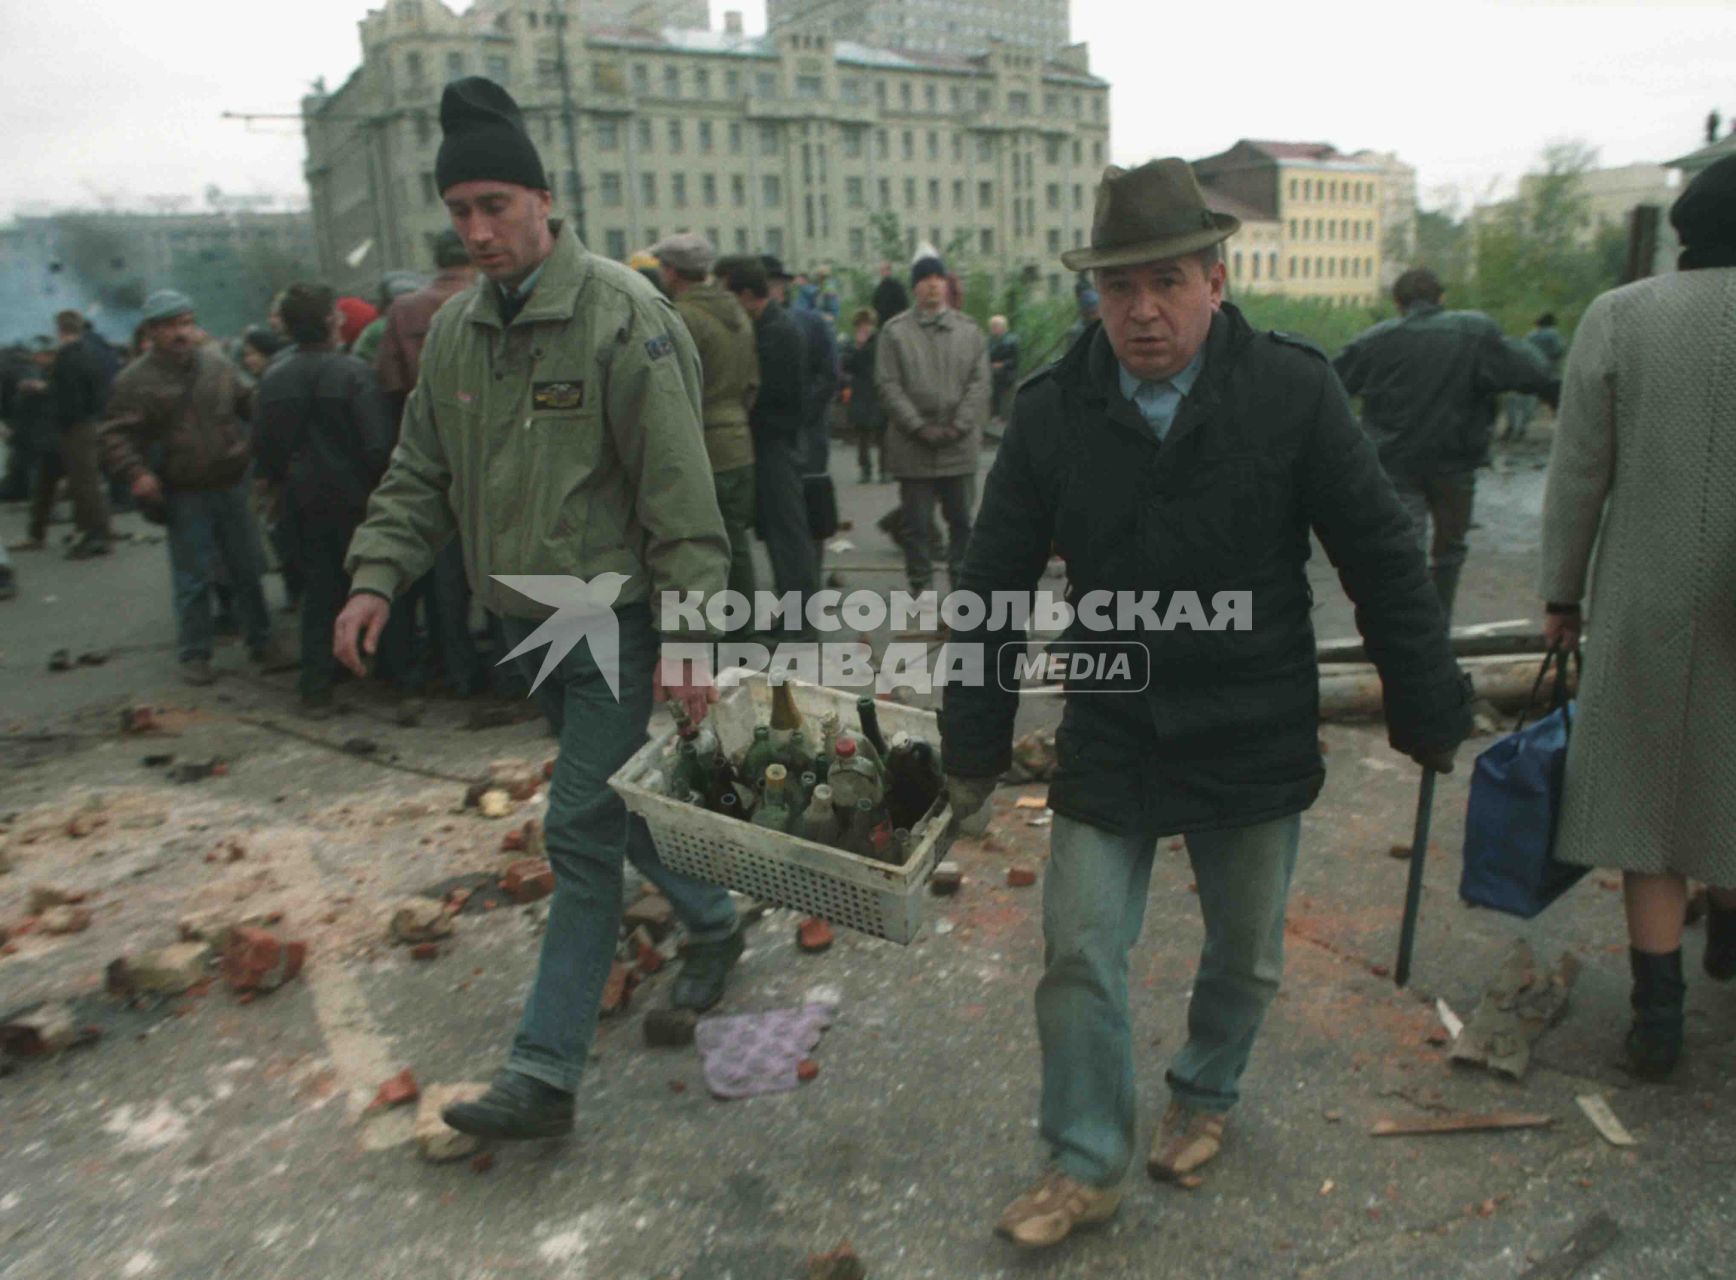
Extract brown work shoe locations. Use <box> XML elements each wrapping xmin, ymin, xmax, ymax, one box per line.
<box><xmin>994</xmin><ymin>1170</ymin><xmax>1123</xmax><ymax>1249</ymax></box>
<box><xmin>1147</xmin><ymin>1102</ymin><xmax>1227</xmax><ymax>1182</ymax></box>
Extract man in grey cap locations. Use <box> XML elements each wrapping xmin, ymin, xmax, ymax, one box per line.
<box><xmin>654</xmin><ymin>231</ymin><xmax>760</xmax><ymax>604</ymax></box>
<box><xmin>98</xmin><ymin>289</ymin><xmax>288</xmax><ymax>685</ymax></box>
<box><xmin>941</xmin><ymin>159</ymin><xmax>1469</xmax><ymax>1248</ymax></box>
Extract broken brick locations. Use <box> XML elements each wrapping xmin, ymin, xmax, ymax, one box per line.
<box><xmin>501</xmin><ymin>859</ymin><xmax>554</xmax><ymax>904</ymax></box>
<box><xmin>500</xmin><ymin>825</ymin><xmax>528</xmax><ymax>854</ymax></box>
<box><xmin>470</xmin><ymin>1152</ymin><xmax>495</xmax><ymax>1174</ymax></box>
<box><xmin>804</xmin><ymin>1243</ymin><xmax>865</xmax><ymax>1280</ymax></box>
<box><xmin>487</xmin><ymin>758</ymin><xmax>543</xmax><ymax>801</ymax></box>
<box><xmin>622</xmin><ymin>893</ymin><xmax>676</xmax><ymax>940</ymax></box>
<box><xmin>1007</xmin><ymin>865</ymin><xmax>1037</xmax><ymax>888</ymax></box>
<box><xmin>368</xmin><ymin>1069</ymin><xmax>420</xmax><ymax>1111</ymax></box>
<box><xmin>599</xmin><ymin>961</ymin><xmax>636</xmax><ymax>1017</ymax></box>
<box><xmin>38</xmin><ymin>905</ymin><xmax>92</xmax><ymax>935</ymax></box>
<box><xmin>796</xmin><ymin>1058</ymin><xmax>820</xmax><ymax>1082</ymax></box>
<box><xmin>415</xmin><ymin>1083</ymin><xmax>487</xmax><ymax>1163</ymax></box>
<box><xmin>444</xmin><ymin>889</ymin><xmax>472</xmax><ymax>916</ymax></box>
<box><xmin>929</xmin><ymin>861</ymin><xmax>963</xmax><ymax>896</ymax></box>
<box><xmin>29</xmin><ymin>885</ymin><xmax>84</xmax><ymax>914</ymax></box>
<box><xmin>797</xmin><ymin>918</ymin><xmax>835</xmax><ymax>953</ymax></box>
<box><xmin>388</xmin><ymin>897</ymin><xmax>455</xmax><ymax>944</ymax></box>
<box><xmin>411</xmin><ymin>942</ymin><xmax>440</xmax><ymax>961</ymax></box>
<box><xmin>222</xmin><ymin>927</ymin><xmax>306</xmax><ymax>994</ymax></box>
<box><xmin>65</xmin><ymin>814</ymin><xmax>105</xmax><ymax>839</ymax></box>
<box><xmin>118</xmin><ymin>942</ymin><xmax>212</xmax><ymax>996</ymax></box>
<box><xmin>0</xmin><ymin>1002</ymin><xmax>79</xmax><ymax>1056</ymax></box>
<box><xmin>643</xmin><ymin>1007</ymin><xmax>698</xmax><ymax>1048</ymax></box>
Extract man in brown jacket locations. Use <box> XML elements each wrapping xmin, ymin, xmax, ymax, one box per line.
<box><xmin>375</xmin><ymin>230</ymin><xmax>477</xmax><ymax>421</ymax></box>
<box><xmin>874</xmin><ymin>253</ymin><xmax>990</xmax><ymax>592</ymax></box>
<box><xmin>98</xmin><ymin>289</ymin><xmax>286</xmax><ymax>685</ymax></box>
<box><xmin>654</xmin><ymin>231</ymin><xmax>760</xmax><ymax>602</ymax></box>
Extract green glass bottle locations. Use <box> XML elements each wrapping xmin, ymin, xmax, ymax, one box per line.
<box><xmin>753</xmin><ymin>763</ymin><xmax>793</xmax><ymax>833</ymax></box>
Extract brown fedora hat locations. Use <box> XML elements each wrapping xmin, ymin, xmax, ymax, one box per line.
<box><xmin>1060</xmin><ymin>158</ymin><xmax>1239</xmax><ymax>272</ymax></box>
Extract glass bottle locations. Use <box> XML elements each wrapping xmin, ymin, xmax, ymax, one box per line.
<box><xmin>827</xmin><ymin>735</ymin><xmax>883</xmax><ymax>810</ymax></box>
<box><xmin>798</xmin><ymin>783</ymin><xmax>840</xmax><ymax>846</ymax></box>
<box><xmin>856</xmin><ymin>695</ymin><xmax>890</xmax><ymax>765</ymax></box>
<box><xmin>742</xmin><ymin>725</ymin><xmax>778</xmax><ymax>794</ymax></box>
<box><xmin>753</xmin><ymin>763</ymin><xmax>793</xmax><ymax>833</ymax></box>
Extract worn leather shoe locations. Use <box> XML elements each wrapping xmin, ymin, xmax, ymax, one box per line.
<box><xmin>995</xmin><ymin>1171</ymin><xmax>1122</xmax><ymax>1249</ymax></box>
<box><xmin>670</xmin><ymin>928</ymin><xmax>745</xmax><ymax>1012</ymax></box>
<box><xmin>442</xmin><ymin>1070</ymin><xmax>575</xmax><ymax>1141</ymax></box>
<box><xmin>1147</xmin><ymin>1102</ymin><xmax>1228</xmax><ymax>1181</ymax></box>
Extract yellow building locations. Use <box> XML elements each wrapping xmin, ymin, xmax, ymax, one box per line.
<box><xmin>1193</xmin><ymin>139</ymin><xmax>1389</xmax><ymax>306</ymax></box>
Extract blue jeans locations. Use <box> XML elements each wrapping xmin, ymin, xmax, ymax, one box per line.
<box><xmin>499</xmin><ymin>605</ymin><xmax>738</xmax><ymax>1093</ymax></box>
<box><xmin>1038</xmin><ymin>812</ymin><xmax>1302</xmax><ymax>1187</ymax></box>
<box><xmin>165</xmin><ymin>486</ymin><xmax>271</xmax><ymax>662</ymax></box>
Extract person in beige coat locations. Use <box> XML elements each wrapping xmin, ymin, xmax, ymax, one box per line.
<box><xmin>874</xmin><ymin>253</ymin><xmax>990</xmax><ymax>592</ymax></box>
<box><xmin>1538</xmin><ymin>153</ymin><xmax>1736</xmax><ymax>1082</ymax></box>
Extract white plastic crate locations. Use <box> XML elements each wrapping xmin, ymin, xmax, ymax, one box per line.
<box><xmin>609</xmin><ymin>673</ymin><xmax>950</xmax><ymax>944</ymax></box>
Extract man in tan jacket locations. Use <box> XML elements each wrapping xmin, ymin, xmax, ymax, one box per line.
<box><xmin>874</xmin><ymin>253</ymin><xmax>990</xmax><ymax>592</ymax></box>
<box><xmin>654</xmin><ymin>231</ymin><xmax>760</xmax><ymax>602</ymax></box>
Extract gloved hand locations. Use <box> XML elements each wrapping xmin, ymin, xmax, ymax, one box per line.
<box><xmin>917</xmin><ymin>424</ymin><xmax>958</xmax><ymax>447</ymax></box>
<box><xmin>945</xmin><ymin>774</ymin><xmax>997</xmax><ymax>825</ymax></box>
<box><xmin>1408</xmin><ymin>746</ymin><xmax>1457</xmax><ymax>774</ymax></box>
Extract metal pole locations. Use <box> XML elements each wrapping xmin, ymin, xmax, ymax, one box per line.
<box><xmin>1394</xmin><ymin>766</ymin><xmax>1437</xmax><ymax>989</ymax></box>
<box><xmin>554</xmin><ymin>0</ymin><xmax>586</xmax><ymax>244</ymax></box>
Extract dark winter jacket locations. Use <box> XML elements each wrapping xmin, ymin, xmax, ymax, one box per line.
<box><xmin>1332</xmin><ymin>302</ymin><xmax>1557</xmax><ymax>478</ymax></box>
<box><xmin>52</xmin><ymin>334</ymin><xmax>113</xmax><ymax>430</ymax></box>
<box><xmin>842</xmin><ymin>334</ymin><xmax>882</xmax><ymax>429</ymax></box>
<box><xmin>942</xmin><ymin>304</ymin><xmax>1471</xmax><ymax>838</ymax></box>
<box><xmin>749</xmin><ymin>301</ymin><xmax>807</xmax><ymax>451</ymax></box>
<box><xmin>872</xmin><ymin>277</ymin><xmax>910</xmax><ymax>328</ymax></box>
<box><xmin>99</xmin><ymin>345</ymin><xmax>254</xmax><ymax>492</ymax></box>
<box><xmin>253</xmin><ymin>347</ymin><xmax>396</xmax><ymax>524</ymax></box>
<box><xmin>790</xmin><ymin>304</ymin><xmax>839</xmax><ymax>473</ymax></box>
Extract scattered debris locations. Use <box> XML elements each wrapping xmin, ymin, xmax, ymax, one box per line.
<box><xmin>470</xmin><ymin>1152</ymin><xmax>495</xmax><ymax>1175</ymax></box>
<box><xmin>1435</xmin><ymin>997</ymin><xmax>1464</xmax><ymax>1041</ymax></box>
<box><xmin>1517</xmin><ymin>1211</ymin><xmax>1620</xmax><ymax>1280</ymax></box>
<box><xmin>410</xmin><ymin>942</ymin><xmax>440</xmax><ymax>961</ymax></box>
<box><xmin>65</xmin><ymin>813</ymin><xmax>105</xmax><ymax>839</ymax></box>
<box><xmin>77</xmin><ymin>650</ymin><xmax>108</xmax><ymax>667</ymax></box>
<box><xmin>1451</xmin><ymin>941</ymin><xmax>1580</xmax><ymax>1079</ymax></box>
<box><xmin>414</xmin><ymin>1083</ymin><xmax>488</xmax><ymax>1162</ymax></box>
<box><xmin>1006</xmin><ymin>729</ymin><xmax>1057</xmax><ymax>782</ymax></box>
<box><xmin>804</xmin><ymin>1242</ymin><xmax>866</xmax><ymax>1280</ymax></box>
<box><xmin>797</xmin><ymin>918</ymin><xmax>835</xmax><ymax>954</ymax></box>
<box><xmin>1013</xmin><ymin>795</ymin><xmax>1048</xmax><ymax>810</ymax></box>
<box><xmin>1371</xmin><ymin>1111</ymin><xmax>1554</xmax><ymax>1137</ymax></box>
<box><xmin>389</xmin><ymin>898</ymin><xmax>456</xmax><ymax>944</ymax></box>
<box><xmin>476</xmin><ymin>789</ymin><xmax>514</xmax><ymax>819</ymax></box>
<box><xmin>367</xmin><ymin>1069</ymin><xmax>420</xmax><ymax>1111</ymax></box>
<box><xmin>1007</xmin><ymin>865</ymin><xmax>1037</xmax><ymax>888</ymax></box>
<box><xmin>178</xmin><ymin>905</ymin><xmax>278</xmax><ymax>951</ymax></box>
<box><xmin>487</xmin><ymin>758</ymin><xmax>543</xmax><ymax>800</ymax></box>
<box><xmin>623</xmin><ymin>892</ymin><xmax>676</xmax><ymax>940</ymax></box>
<box><xmin>47</xmin><ymin>649</ymin><xmax>72</xmax><ymax>673</ymax></box>
<box><xmin>694</xmin><ymin>1003</ymin><xmax>834</xmax><ymax>1098</ymax></box>
<box><xmin>341</xmin><ymin>738</ymin><xmax>378</xmax><ymax>756</ymax></box>
<box><xmin>0</xmin><ymin>1002</ymin><xmax>82</xmax><ymax>1057</ymax></box>
<box><xmin>500</xmin><ymin>859</ymin><xmax>554</xmax><ymax>904</ymax></box>
<box><xmin>222</xmin><ymin>927</ymin><xmax>306</xmax><ymax>994</ymax></box>
<box><xmin>204</xmin><ymin>838</ymin><xmax>246</xmax><ymax>864</ymax></box>
<box><xmin>119</xmin><ymin>706</ymin><xmax>163</xmax><ymax>734</ymax></box>
<box><xmin>1388</xmin><ymin>841</ymin><xmax>1441</xmax><ymax>861</ymax></box>
<box><xmin>1576</xmin><ymin>1094</ymin><xmax>1636</xmax><ymax>1148</ymax></box>
<box><xmin>930</xmin><ymin>861</ymin><xmax>963</xmax><ymax>895</ymax></box>
<box><xmin>796</xmin><ymin>1058</ymin><xmax>820</xmax><ymax>1082</ymax></box>
<box><xmin>29</xmin><ymin>885</ymin><xmax>84</xmax><ymax>914</ymax></box>
<box><xmin>644</xmin><ymin>1008</ymin><xmax>698</xmax><ymax>1048</ymax></box>
<box><xmin>1319</xmin><ymin>1179</ymin><xmax>1335</xmax><ymax>1196</ymax></box>
<box><xmin>140</xmin><ymin>752</ymin><xmax>176</xmax><ymax>767</ymax></box>
<box><xmin>39</xmin><ymin>905</ymin><xmax>92</xmax><ymax>935</ymax></box>
<box><xmin>167</xmin><ymin>759</ymin><xmax>223</xmax><ymax>785</ymax></box>
<box><xmin>112</xmin><ymin>942</ymin><xmax>212</xmax><ymax>996</ymax></box>
<box><xmin>599</xmin><ymin>961</ymin><xmax>637</xmax><ymax>1017</ymax></box>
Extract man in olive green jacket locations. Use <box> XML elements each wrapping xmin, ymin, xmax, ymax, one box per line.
<box><xmin>334</xmin><ymin>77</ymin><xmax>740</xmax><ymax>1144</ymax></box>
<box><xmin>654</xmin><ymin>231</ymin><xmax>760</xmax><ymax>602</ymax></box>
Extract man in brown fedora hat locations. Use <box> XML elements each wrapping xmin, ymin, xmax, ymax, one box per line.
<box><xmin>940</xmin><ymin>158</ymin><xmax>1471</xmax><ymax>1248</ymax></box>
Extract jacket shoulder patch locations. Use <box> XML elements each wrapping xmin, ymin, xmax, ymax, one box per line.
<box><xmin>644</xmin><ymin>334</ymin><xmax>675</xmax><ymax>361</ymax></box>
<box><xmin>1267</xmin><ymin>330</ymin><xmax>1328</xmax><ymax>361</ymax></box>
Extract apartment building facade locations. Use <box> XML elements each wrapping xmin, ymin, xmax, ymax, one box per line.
<box><xmin>1193</xmin><ymin>139</ymin><xmax>1399</xmax><ymax>307</ymax></box>
<box><xmin>301</xmin><ymin>0</ymin><xmax>1110</xmax><ymax>294</ymax></box>
<box><xmin>766</xmin><ymin>0</ymin><xmax>1071</xmax><ymax>58</ymax></box>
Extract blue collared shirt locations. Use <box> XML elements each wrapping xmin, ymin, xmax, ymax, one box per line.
<box><xmin>495</xmin><ymin>261</ymin><xmax>547</xmax><ymax>321</ymax></box>
<box><xmin>1117</xmin><ymin>347</ymin><xmax>1205</xmax><ymax>442</ymax></box>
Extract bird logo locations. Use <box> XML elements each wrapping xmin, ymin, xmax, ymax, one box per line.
<box><xmin>491</xmin><ymin>573</ymin><xmax>631</xmax><ymax>698</ymax></box>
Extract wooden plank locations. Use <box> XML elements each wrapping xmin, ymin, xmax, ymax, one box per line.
<box><xmin>1370</xmin><ymin>1111</ymin><xmax>1554</xmax><ymax>1137</ymax></box>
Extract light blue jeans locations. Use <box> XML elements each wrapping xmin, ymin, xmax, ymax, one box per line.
<box><xmin>499</xmin><ymin>605</ymin><xmax>738</xmax><ymax>1093</ymax></box>
<box><xmin>164</xmin><ymin>485</ymin><xmax>271</xmax><ymax>662</ymax></box>
<box><xmin>1038</xmin><ymin>812</ymin><xmax>1302</xmax><ymax>1187</ymax></box>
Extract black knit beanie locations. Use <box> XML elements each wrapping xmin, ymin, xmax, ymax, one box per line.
<box><xmin>911</xmin><ymin>256</ymin><xmax>946</xmax><ymax>286</ymax></box>
<box><xmin>1671</xmin><ymin>153</ymin><xmax>1736</xmax><ymax>271</ymax></box>
<box><xmin>435</xmin><ymin>77</ymin><xmax>548</xmax><ymax>195</ymax></box>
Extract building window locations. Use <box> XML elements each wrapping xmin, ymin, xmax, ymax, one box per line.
<box><xmin>600</xmin><ymin>172</ymin><xmax>623</xmax><ymax>206</ymax></box>
<box><xmin>1092</xmin><ymin>141</ymin><xmax>1102</xmax><ymax>164</ymax></box>
<box><xmin>537</xmin><ymin>58</ymin><xmax>560</xmax><ymax>87</ymax></box>
<box><xmin>632</xmin><ymin>63</ymin><xmax>649</xmax><ymax>93</ymax></box>
<box><xmin>978</xmin><ymin>180</ymin><xmax>992</xmax><ymax>209</ymax></box>
<box><xmin>1251</xmin><ymin>252</ymin><xmax>1261</xmax><ymax>280</ymax></box>
<box><xmin>904</xmin><ymin>177</ymin><xmax>917</xmax><ymax>205</ymax></box>
<box><xmin>1234</xmin><ymin>250</ymin><xmax>1243</xmax><ymax>278</ymax></box>
<box><xmin>756</xmin><ymin>71</ymin><xmax>776</xmax><ymax>98</ymax></box>
<box><xmin>766</xmin><ymin>227</ymin><xmax>784</xmax><ymax>255</ymax></box>
<box><xmin>637</xmin><ymin>119</ymin><xmax>652</xmax><ymax>150</ymax></box>
<box><xmin>596</xmin><ymin>119</ymin><xmax>619</xmax><ymax>151</ymax></box>
<box><xmin>927</xmin><ymin>130</ymin><xmax>938</xmax><ymax>160</ymax></box>
<box><xmin>928</xmin><ymin>178</ymin><xmax>940</xmax><ymax>210</ymax></box>
<box><xmin>1288</xmin><ymin>218</ymin><xmax>1296</xmax><ymax>239</ymax></box>
<box><xmin>846</xmin><ymin>177</ymin><xmax>864</xmax><ymax>208</ymax></box>
<box><xmin>796</xmin><ymin>74</ymin><xmax>823</xmax><ymax>99</ymax></box>
<box><xmin>667</xmin><ymin>120</ymin><xmax>683</xmax><ymax>152</ymax></box>
<box><xmin>976</xmin><ymin>136</ymin><xmax>992</xmax><ymax>162</ymax></box>
<box><xmin>1007</xmin><ymin>91</ymin><xmax>1029</xmax><ymax>116</ymax></box>
<box><xmin>421</xmin><ymin>172</ymin><xmax>438</xmax><ymax>206</ymax></box>
<box><xmin>487</xmin><ymin>54</ymin><xmax>510</xmax><ymax>82</ymax></box>
<box><xmin>732</xmin><ymin>174</ymin><xmax>746</xmax><ymax>206</ymax></box>
<box><xmin>672</xmin><ymin>173</ymin><xmax>687</xmax><ymax>207</ymax></box>
<box><xmin>951</xmin><ymin>133</ymin><xmax>963</xmax><ymax>161</ymax></box>
<box><xmin>415</xmin><ymin>113</ymin><xmax>432</xmax><ymax>145</ymax></box>
<box><xmin>976</xmin><ymin>88</ymin><xmax>990</xmax><ymax>110</ymax></box>
<box><xmin>925</xmin><ymin>83</ymin><xmax>937</xmax><ymax>110</ymax></box>
<box><xmin>850</xmin><ymin>228</ymin><xmax>866</xmax><ymax>258</ymax></box>
<box><xmin>758</xmin><ymin>123</ymin><xmax>779</xmax><ymax>156</ymax></box>
<box><xmin>663</xmin><ymin>65</ymin><xmax>680</xmax><ymax>98</ymax></box>
<box><xmin>702</xmin><ymin>174</ymin><xmax>717</xmax><ymax>206</ymax></box>
<box><xmin>1073</xmin><ymin>184</ymin><xmax>1083</xmax><ymax>210</ymax></box>
<box><xmin>875</xmin><ymin>80</ymin><xmax>887</xmax><ymax>106</ymax></box>
<box><xmin>952</xmin><ymin>179</ymin><xmax>965</xmax><ymax>209</ymax></box>
<box><xmin>645</xmin><ymin>227</ymin><xmax>659</xmax><ymax>244</ymax></box>
<box><xmin>1301</xmin><ymin>258</ymin><xmax>1310</xmax><ymax>278</ymax></box>
<box><xmin>1288</xmin><ymin>178</ymin><xmax>1297</xmax><ymax>200</ymax></box>
<box><xmin>698</xmin><ymin>120</ymin><xmax>713</xmax><ymax>153</ymax></box>
<box><xmin>980</xmin><ymin>228</ymin><xmax>994</xmax><ymax>253</ymax></box>
<box><xmin>877</xmin><ymin>129</ymin><xmax>889</xmax><ymax>159</ymax></box>
<box><xmin>695</xmin><ymin>67</ymin><xmax>711</xmax><ymax>98</ymax></box>
<box><xmin>605</xmin><ymin>229</ymin><xmax>627</xmax><ymax>259</ymax></box>
<box><xmin>1045</xmin><ymin>138</ymin><xmax>1061</xmax><ymax>164</ymax></box>
<box><xmin>900</xmin><ymin>82</ymin><xmax>911</xmax><ymax>109</ymax></box>
<box><xmin>734</xmin><ymin>228</ymin><xmax>748</xmax><ymax>251</ymax></box>
<box><xmin>640</xmin><ymin>174</ymin><xmax>657</xmax><ymax>207</ymax></box>
<box><xmin>878</xmin><ymin>177</ymin><xmax>890</xmax><ymax>206</ymax></box>
<box><xmin>843</xmin><ymin>127</ymin><xmax>863</xmax><ymax>159</ymax></box>
<box><xmin>1047</xmin><ymin>229</ymin><xmax>1061</xmax><ymax>253</ymax></box>
<box><xmin>841</xmin><ymin>77</ymin><xmax>862</xmax><ymax>103</ymax></box>
<box><xmin>726</xmin><ymin>68</ymin><xmax>740</xmax><ymax>96</ymax></box>
<box><xmin>762</xmin><ymin>174</ymin><xmax>782</xmax><ymax>205</ymax></box>
<box><xmin>901</xmin><ymin>130</ymin><xmax>913</xmax><ymax>160</ymax></box>
<box><xmin>729</xmin><ymin>121</ymin><xmax>742</xmax><ymax>154</ymax></box>
<box><xmin>406</xmin><ymin>51</ymin><xmax>424</xmax><ymax>85</ymax></box>
<box><xmin>1046</xmin><ymin>183</ymin><xmax>1060</xmax><ymax>210</ymax></box>
<box><xmin>446</xmin><ymin>51</ymin><xmax>464</xmax><ymax>77</ymax></box>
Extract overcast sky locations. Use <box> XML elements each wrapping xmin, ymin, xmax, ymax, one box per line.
<box><xmin>0</xmin><ymin>0</ymin><xmax>1726</xmax><ymax>220</ymax></box>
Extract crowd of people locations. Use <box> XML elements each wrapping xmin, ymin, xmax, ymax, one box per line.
<box><xmin>2</xmin><ymin>66</ymin><xmax>1731</xmax><ymax>1256</ymax></box>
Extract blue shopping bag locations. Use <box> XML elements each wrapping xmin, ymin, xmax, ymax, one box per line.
<box><xmin>1459</xmin><ymin>648</ymin><xmax>1588</xmax><ymax>918</ymax></box>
